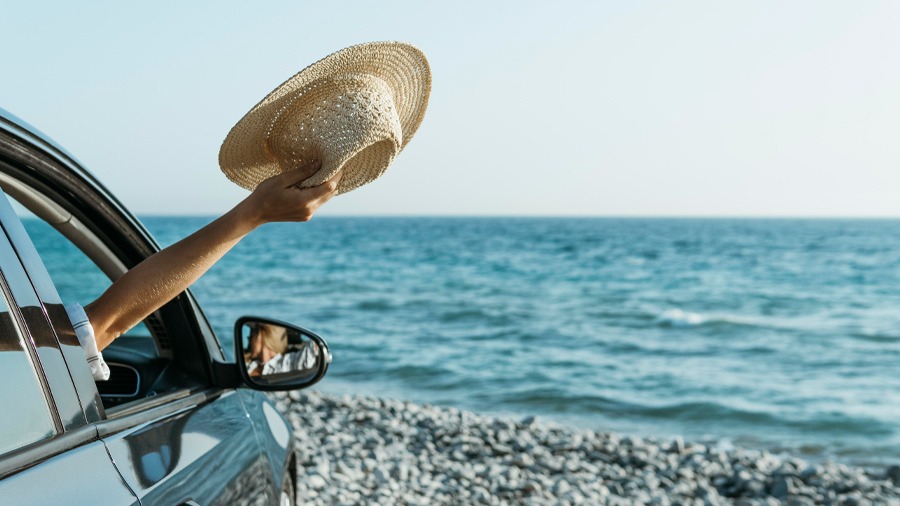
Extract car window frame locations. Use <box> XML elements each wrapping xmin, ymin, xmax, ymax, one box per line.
<box><xmin>0</xmin><ymin>114</ymin><xmax>227</xmax><ymax>427</ymax></box>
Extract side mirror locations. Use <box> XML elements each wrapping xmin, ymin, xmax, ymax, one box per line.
<box><xmin>234</xmin><ymin>316</ymin><xmax>332</xmax><ymax>391</ymax></box>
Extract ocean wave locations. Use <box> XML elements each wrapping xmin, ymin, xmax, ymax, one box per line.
<box><xmin>438</xmin><ymin>308</ymin><xmax>514</xmax><ymax>326</ymax></box>
<box><xmin>656</xmin><ymin>309</ymin><xmax>706</xmax><ymax>327</ymax></box>
<box><xmin>498</xmin><ymin>390</ymin><xmax>893</xmax><ymax>437</ymax></box>
<box><xmin>492</xmin><ymin>389</ymin><xmax>624</xmax><ymax>413</ymax></box>
<box><xmin>850</xmin><ymin>332</ymin><xmax>900</xmax><ymax>343</ymax></box>
<box><xmin>356</xmin><ymin>299</ymin><xmax>395</xmax><ymax>311</ymax></box>
<box><xmin>630</xmin><ymin>400</ymin><xmax>783</xmax><ymax>424</ymax></box>
<box><xmin>496</xmin><ymin>391</ymin><xmax>783</xmax><ymax>426</ymax></box>
<box><xmin>654</xmin><ymin>309</ymin><xmax>774</xmax><ymax>331</ymax></box>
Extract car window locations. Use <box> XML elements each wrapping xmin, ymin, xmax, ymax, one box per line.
<box><xmin>6</xmin><ymin>196</ymin><xmax>184</xmax><ymax>412</ymax></box>
<box><xmin>0</xmin><ymin>137</ymin><xmax>210</xmax><ymax>418</ymax></box>
<box><xmin>14</xmin><ymin>206</ymin><xmax>150</xmax><ymax>337</ymax></box>
<box><xmin>0</xmin><ymin>284</ymin><xmax>56</xmax><ymax>455</ymax></box>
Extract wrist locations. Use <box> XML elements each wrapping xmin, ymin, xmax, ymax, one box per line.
<box><xmin>231</xmin><ymin>195</ymin><xmax>265</xmax><ymax>233</ymax></box>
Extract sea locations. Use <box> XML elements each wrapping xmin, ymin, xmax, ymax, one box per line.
<box><xmin>25</xmin><ymin>217</ymin><xmax>900</xmax><ymax>468</ymax></box>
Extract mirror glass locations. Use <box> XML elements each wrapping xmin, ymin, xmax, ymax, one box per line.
<box><xmin>239</xmin><ymin>319</ymin><xmax>330</xmax><ymax>388</ymax></box>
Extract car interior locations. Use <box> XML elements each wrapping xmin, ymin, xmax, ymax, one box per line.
<box><xmin>0</xmin><ymin>168</ymin><xmax>210</xmax><ymax>414</ymax></box>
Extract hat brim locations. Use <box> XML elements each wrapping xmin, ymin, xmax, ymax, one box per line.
<box><xmin>219</xmin><ymin>41</ymin><xmax>431</xmax><ymax>193</ymax></box>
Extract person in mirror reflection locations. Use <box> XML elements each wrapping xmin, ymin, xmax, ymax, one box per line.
<box><xmin>244</xmin><ymin>323</ymin><xmax>319</xmax><ymax>377</ymax></box>
<box><xmin>64</xmin><ymin>161</ymin><xmax>339</xmax><ymax>381</ymax></box>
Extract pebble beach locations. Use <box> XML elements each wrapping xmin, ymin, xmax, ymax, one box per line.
<box><xmin>273</xmin><ymin>391</ymin><xmax>900</xmax><ymax>506</ymax></box>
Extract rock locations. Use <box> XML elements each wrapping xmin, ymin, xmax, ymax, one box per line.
<box><xmin>307</xmin><ymin>475</ymin><xmax>327</xmax><ymax>490</ymax></box>
<box><xmin>472</xmin><ymin>486</ymin><xmax>491</xmax><ymax>503</ymax></box>
<box><xmin>799</xmin><ymin>465</ymin><xmax>818</xmax><ymax>480</ymax></box>
<box><xmin>552</xmin><ymin>479</ymin><xmax>572</xmax><ymax>495</ymax></box>
<box><xmin>315</xmin><ymin>460</ymin><xmax>331</xmax><ymax>478</ymax></box>
<box><xmin>453</xmin><ymin>466</ymin><xmax>475</xmax><ymax>482</ymax></box>
<box><xmin>786</xmin><ymin>497</ymin><xmax>815</xmax><ymax>506</ymax></box>
<box><xmin>537</xmin><ymin>456</ymin><xmax>564</xmax><ymax>474</ymax></box>
<box><xmin>492</xmin><ymin>443</ymin><xmax>513</xmax><ymax>455</ymax></box>
<box><xmin>771</xmin><ymin>475</ymin><xmax>796</xmax><ymax>499</ymax></box>
<box><xmin>886</xmin><ymin>465</ymin><xmax>900</xmax><ymax>485</ymax></box>
<box><xmin>669</xmin><ymin>436</ymin><xmax>685</xmax><ymax>455</ymax></box>
<box><xmin>511</xmin><ymin>454</ymin><xmax>534</xmax><ymax>469</ymax></box>
<box><xmin>373</xmin><ymin>468</ymin><xmax>390</xmax><ymax>484</ymax></box>
<box><xmin>522</xmin><ymin>481</ymin><xmax>542</xmax><ymax>495</ymax></box>
<box><xmin>740</xmin><ymin>477</ymin><xmax>766</xmax><ymax>498</ymax></box>
<box><xmin>362</xmin><ymin>458</ymin><xmax>378</xmax><ymax>472</ymax></box>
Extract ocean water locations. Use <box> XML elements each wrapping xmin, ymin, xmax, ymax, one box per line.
<box><xmin>26</xmin><ymin>217</ymin><xmax>900</xmax><ymax>467</ymax></box>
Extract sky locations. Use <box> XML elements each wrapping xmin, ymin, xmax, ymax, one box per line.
<box><xmin>2</xmin><ymin>1</ymin><xmax>899</xmax><ymax>217</ymax></box>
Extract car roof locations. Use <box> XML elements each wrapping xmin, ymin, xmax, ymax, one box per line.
<box><xmin>0</xmin><ymin>107</ymin><xmax>86</xmax><ymax>169</ymax></box>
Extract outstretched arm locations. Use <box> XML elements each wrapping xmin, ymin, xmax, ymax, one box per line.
<box><xmin>85</xmin><ymin>162</ymin><xmax>339</xmax><ymax>351</ymax></box>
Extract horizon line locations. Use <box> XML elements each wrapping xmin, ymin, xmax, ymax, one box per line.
<box><xmin>130</xmin><ymin>213</ymin><xmax>900</xmax><ymax>220</ymax></box>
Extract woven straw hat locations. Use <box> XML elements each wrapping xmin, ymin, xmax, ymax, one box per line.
<box><xmin>219</xmin><ymin>41</ymin><xmax>431</xmax><ymax>194</ymax></box>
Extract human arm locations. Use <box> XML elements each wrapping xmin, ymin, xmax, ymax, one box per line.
<box><xmin>85</xmin><ymin>162</ymin><xmax>339</xmax><ymax>351</ymax></box>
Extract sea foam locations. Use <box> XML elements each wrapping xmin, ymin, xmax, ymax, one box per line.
<box><xmin>656</xmin><ymin>309</ymin><xmax>706</xmax><ymax>327</ymax></box>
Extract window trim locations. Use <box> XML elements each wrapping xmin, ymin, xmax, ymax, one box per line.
<box><xmin>96</xmin><ymin>387</ymin><xmax>222</xmax><ymax>437</ymax></box>
<box><xmin>0</xmin><ymin>424</ymin><xmax>98</xmax><ymax>480</ymax></box>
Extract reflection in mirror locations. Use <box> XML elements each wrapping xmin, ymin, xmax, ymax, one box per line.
<box><xmin>240</xmin><ymin>320</ymin><xmax>327</xmax><ymax>387</ymax></box>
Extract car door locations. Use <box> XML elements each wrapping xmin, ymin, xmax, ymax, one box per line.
<box><xmin>0</xmin><ymin>115</ymin><xmax>278</xmax><ymax>504</ymax></box>
<box><xmin>96</xmin><ymin>392</ymin><xmax>272</xmax><ymax>505</ymax></box>
<box><xmin>0</xmin><ymin>208</ymin><xmax>138</xmax><ymax>505</ymax></box>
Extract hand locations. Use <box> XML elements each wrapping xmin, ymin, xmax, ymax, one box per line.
<box><xmin>240</xmin><ymin>160</ymin><xmax>342</xmax><ymax>227</ymax></box>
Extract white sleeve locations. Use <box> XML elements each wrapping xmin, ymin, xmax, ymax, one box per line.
<box><xmin>64</xmin><ymin>304</ymin><xmax>110</xmax><ymax>381</ymax></box>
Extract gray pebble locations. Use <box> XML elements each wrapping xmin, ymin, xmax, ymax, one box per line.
<box><xmin>772</xmin><ymin>476</ymin><xmax>796</xmax><ymax>498</ymax></box>
<box><xmin>374</xmin><ymin>468</ymin><xmax>390</xmax><ymax>484</ymax></box>
<box><xmin>307</xmin><ymin>474</ymin><xmax>327</xmax><ymax>490</ymax></box>
<box><xmin>886</xmin><ymin>465</ymin><xmax>900</xmax><ymax>485</ymax></box>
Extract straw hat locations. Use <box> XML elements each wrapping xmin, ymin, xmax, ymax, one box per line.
<box><xmin>219</xmin><ymin>41</ymin><xmax>431</xmax><ymax>194</ymax></box>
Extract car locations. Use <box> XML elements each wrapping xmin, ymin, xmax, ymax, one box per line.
<box><xmin>0</xmin><ymin>107</ymin><xmax>331</xmax><ymax>505</ymax></box>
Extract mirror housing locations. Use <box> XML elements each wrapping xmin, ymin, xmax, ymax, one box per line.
<box><xmin>231</xmin><ymin>316</ymin><xmax>332</xmax><ymax>391</ymax></box>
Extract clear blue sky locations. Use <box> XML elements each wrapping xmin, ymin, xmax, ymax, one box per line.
<box><xmin>3</xmin><ymin>1</ymin><xmax>899</xmax><ymax>216</ymax></box>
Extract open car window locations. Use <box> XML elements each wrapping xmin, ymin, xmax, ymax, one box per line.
<box><xmin>1</xmin><ymin>190</ymin><xmax>195</xmax><ymax>413</ymax></box>
<box><xmin>14</xmin><ymin>204</ymin><xmax>151</xmax><ymax>338</ymax></box>
<box><xmin>0</xmin><ymin>123</ymin><xmax>222</xmax><ymax>421</ymax></box>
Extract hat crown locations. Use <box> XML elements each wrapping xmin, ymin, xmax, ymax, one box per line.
<box><xmin>266</xmin><ymin>74</ymin><xmax>402</xmax><ymax>186</ymax></box>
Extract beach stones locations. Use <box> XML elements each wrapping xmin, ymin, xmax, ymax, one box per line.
<box><xmin>273</xmin><ymin>390</ymin><xmax>900</xmax><ymax>505</ymax></box>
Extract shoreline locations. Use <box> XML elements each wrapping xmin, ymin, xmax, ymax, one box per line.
<box><xmin>313</xmin><ymin>380</ymin><xmax>890</xmax><ymax>471</ymax></box>
<box><xmin>273</xmin><ymin>390</ymin><xmax>900</xmax><ymax>505</ymax></box>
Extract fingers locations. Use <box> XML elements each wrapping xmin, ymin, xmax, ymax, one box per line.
<box><xmin>305</xmin><ymin>170</ymin><xmax>343</xmax><ymax>201</ymax></box>
<box><xmin>277</xmin><ymin>159</ymin><xmax>322</xmax><ymax>187</ymax></box>
<box><xmin>294</xmin><ymin>159</ymin><xmax>323</xmax><ymax>181</ymax></box>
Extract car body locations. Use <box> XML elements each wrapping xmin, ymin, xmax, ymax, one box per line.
<box><xmin>0</xmin><ymin>108</ymin><xmax>320</xmax><ymax>505</ymax></box>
